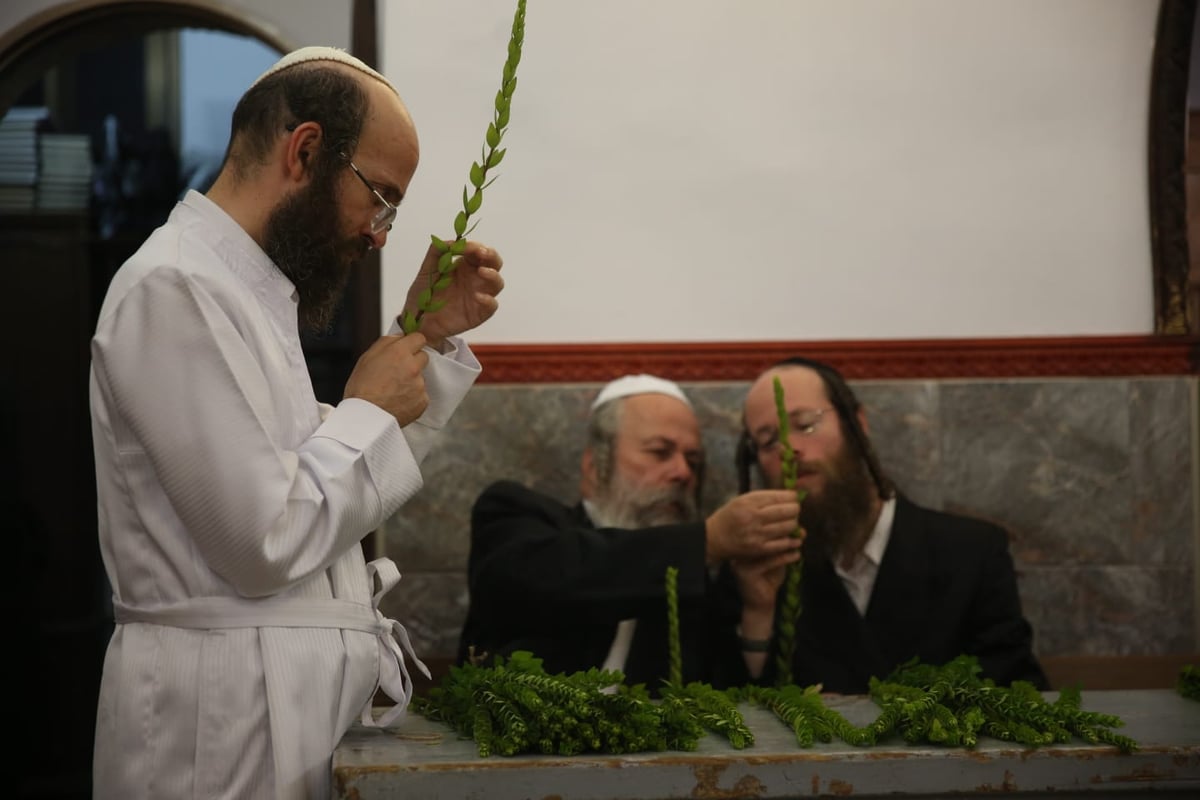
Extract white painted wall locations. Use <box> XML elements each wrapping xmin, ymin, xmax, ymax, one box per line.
<box><xmin>380</xmin><ymin>0</ymin><xmax>1158</xmax><ymax>343</ymax></box>
<box><xmin>0</xmin><ymin>0</ymin><xmax>1165</xmax><ymax>342</ymax></box>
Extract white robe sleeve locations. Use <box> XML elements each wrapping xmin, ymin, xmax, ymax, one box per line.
<box><xmin>91</xmin><ymin>267</ymin><xmax>475</xmax><ymax>597</ymax></box>
<box><xmin>383</xmin><ymin>317</ymin><xmax>482</xmax><ymax>464</ymax></box>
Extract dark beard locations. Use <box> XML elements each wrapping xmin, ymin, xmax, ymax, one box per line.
<box><xmin>263</xmin><ymin>171</ymin><xmax>369</xmax><ymax>334</ymax></box>
<box><xmin>798</xmin><ymin>443</ymin><xmax>877</xmax><ymax>566</ymax></box>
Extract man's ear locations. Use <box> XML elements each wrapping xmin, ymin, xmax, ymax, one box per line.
<box><xmin>856</xmin><ymin>408</ymin><xmax>870</xmax><ymax>436</ymax></box>
<box><xmin>283</xmin><ymin>120</ymin><xmax>322</xmax><ymax>181</ymax></box>
<box><xmin>579</xmin><ymin>447</ymin><xmax>597</xmax><ymax>500</ymax></box>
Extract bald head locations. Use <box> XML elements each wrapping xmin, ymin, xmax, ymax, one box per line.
<box><xmin>250</xmin><ymin>46</ymin><xmax>398</xmax><ymax>96</ymax></box>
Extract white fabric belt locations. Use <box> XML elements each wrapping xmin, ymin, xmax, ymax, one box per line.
<box><xmin>111</xmin><ymin>558</ymin><xmax>427</xmax><ymax>728</ymax></box>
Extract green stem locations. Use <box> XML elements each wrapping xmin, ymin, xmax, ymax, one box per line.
<box><xmin>665</xmin><ymin>566</ymin><xmax>682</xmax><ymax>688</ymax></box>
<box><xmin>401</xmin><ymin>0</ymin><xmax>526</xmax><ymax>334</ymax></box>
<box><xmin>771</xmin><ymin>375</ymin><xmax>807</xmax><ymax>687</ymax></box>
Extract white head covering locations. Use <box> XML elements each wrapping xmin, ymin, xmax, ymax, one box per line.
<box><xmin>590</xmin><ymin>374</ymin><xmax>692</xmax><ymax>413</ymax></box>
<box><xmin>249</xmin><ymin>46</ymin><xmax>398</xmax><ymax>95</ymax></box>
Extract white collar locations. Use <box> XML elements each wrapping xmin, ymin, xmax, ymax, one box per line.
<box><xmin>860</xmin><ymin>495</ymin><xmax>896</xmax><ymax>567</ymax></box>
<box><xmin>178</xmin><ymin>190</ymin><xmax>297</xmax><ymax>303</ymax></box>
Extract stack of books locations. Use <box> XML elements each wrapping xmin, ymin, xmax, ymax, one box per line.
<box><xmin>37</xmin><ymin>133</ymin><xmax>94</xmax><ymax>211</ymax></box>
<box><xmin>0</xmin><ymin>106</ymin><xmax>48</xmax><ymax>213</ymax></box>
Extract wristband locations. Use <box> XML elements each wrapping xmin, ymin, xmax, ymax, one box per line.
<box><xmin>736</xmin><ymin>627</ymin><xmax>772</xmax><ymax>652</ymax></box>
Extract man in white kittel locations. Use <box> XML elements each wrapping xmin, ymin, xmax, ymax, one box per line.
<box><xmin>458</xmin><ymin>374</ymin><xmax>802</xmax><ymax>690</ymax></box>
<box><xmin>90</xmin><ymin>46</ymin><xmax>504</xmax><ymax>799</ymax></box>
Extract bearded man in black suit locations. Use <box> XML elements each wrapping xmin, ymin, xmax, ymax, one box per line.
<box><xmin>730</xmin><ymin>357</ymin><xmax>1047</xmax><ymax>693</ymax></box>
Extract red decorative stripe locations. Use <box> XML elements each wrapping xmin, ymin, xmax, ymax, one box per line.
<box><xmin>474</xmin><ymin>336</ymin><xmax>1200</xmax><ymax>383</ymax></box>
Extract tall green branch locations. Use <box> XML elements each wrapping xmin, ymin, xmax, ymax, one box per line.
<box><xmin>400</xmin><ymin>0</ymin><xmax>526</xmax><ymax>334</ymax></box>
<box><xmin>665</xmin><ymin>565</ymin><xmax>682</xmax><ymax>689</ymax></box>
<box><xmin>772</xmin><ymin>376</ymin><xmax>807</xmax><ymax>687</ymax></box>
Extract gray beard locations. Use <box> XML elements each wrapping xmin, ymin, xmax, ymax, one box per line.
<box><xmin>588</xmin><ymin>473</ymin><xmax>699</xmax><ymax>529</ymax></box>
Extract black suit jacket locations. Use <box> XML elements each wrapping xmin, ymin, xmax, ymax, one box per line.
<box><xmin>457</xmin><ymin>480</ymin><xmax>727</xmax><ymax>690</ymax></box>
<box><xmin>727</xmin><ymin>495</ymin><xmax>1047</xmax><ymax>693</ymax></box>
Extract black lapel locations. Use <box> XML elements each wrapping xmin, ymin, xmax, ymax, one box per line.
<box><xmin>571</xmin><ymin>501</ymin><xmax>594</xmax><ymax>529</ymax></box>
<box><xmin>798</xmin><ymin>555</ymin><xmax>891</xmax><ymax>689</ymax></box>
<box><xmin>863</xmin><ymin>496</ymin><xmax>933</xmax><ymax>665</ymax></box>
<box><xmin>624</xmin><ymin>616</ymin><xmax>666</xmax><ymax>689</ymax></box>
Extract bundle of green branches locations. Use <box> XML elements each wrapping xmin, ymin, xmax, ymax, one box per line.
<box><xmin>735</xmin><ymin>656</ymin><xmax>1137</xmax><ymax>753</ymax></box>
<box><xmin>1179</xmin><ymin>664</ymin><xmax>1200</xmax><ymax>701</ymax></box>
<box><xmin>657</xmin><ymin>681</ymin><xmax>754</xmax><ymax>750</ymax></box>
<box><xmin>729</xmin><ymin>682</ymin><xmax>865</xmax><ymax>747</ymax></box>
<box><xmin>412</xmin><ymin>567</ymin><xmax>753</xmax><ymax>758</ymax></box>
<box><xmin>660</xmin><ymin>566</ymin><xmax>755</xmax><ymax>749</ymax></box>
<box><xmin>418</xmin><ymin>561</ymin><xmax>1139</xmax><ymax>756</ymax></box>
<box><xmin>864</xmin><ymin>656</ymin><xmax>1137</xmax><ymax>752</ymax></box>
<box><xmin>412</xmin><ymin>651</ymin><xmax>705</xmax><ymax>757</ymax></box>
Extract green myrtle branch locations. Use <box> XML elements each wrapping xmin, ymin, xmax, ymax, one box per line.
<box><xmin>416</xmin><ymin>653</ymin><xmax>1137</xmax><ymax>755</ymax></box>
<box><xmin>400</xmin><ymin>0</ymin><xmax>526</xmax><ymax>335</ymax></box>
<box><xmin>771</xmin><ymin>375</ymin><xmax>808</xmax><ymax>687</ymax></box>
<box><xmin>665</xmin><ymin>566</ymin><xmax>682</xmax><ymax>689</ymax></box>
<box><xmin>1179</xmin><ymin>664</ymin><xmax>1200</xmax><ymax>701</ymax></box>
<box><xmin>660</xmin><ymin>564</ymin><xmax>753</xmax><ymax>748</ymax></box>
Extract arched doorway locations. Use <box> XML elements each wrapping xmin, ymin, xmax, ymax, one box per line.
<box><xmin>0</xmin><ymin>1</ymin><xmax>291</xmax><ymax>117</ymax></box>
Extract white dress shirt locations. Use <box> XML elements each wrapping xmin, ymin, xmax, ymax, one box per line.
<box><xmin>580</xmin><ymin>499</ymin><xmax>638</xmax><ymax>682</ymax></box>
<box><xmin>833</xmin><ymin>497</ymin><xmax>897</xmax><ymax>616</ymax></box>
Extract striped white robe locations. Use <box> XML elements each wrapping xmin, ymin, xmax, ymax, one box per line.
<box><xmin>89</xmin><ymin>191</ymin><xmax>477</xmax><ymax>799</ymax></box>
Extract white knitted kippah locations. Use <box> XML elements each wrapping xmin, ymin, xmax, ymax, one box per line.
<box><xmin>590</xmin><ymin>374</ymin><xmax>692</xmax><ymax>412</ymax></box>
<box><xmin>249</xmin><ymin>46</ymin><xmax>397</xmax><ymax>95</ymax></box>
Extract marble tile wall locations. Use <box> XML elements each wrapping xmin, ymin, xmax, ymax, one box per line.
<box><xmin>380</xmin><ymin>376</ymin><xmax>1199</xmax><ymax>663</ymax></box>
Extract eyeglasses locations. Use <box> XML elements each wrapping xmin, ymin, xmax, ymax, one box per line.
<box><xmin>345</xmin><ymin>158</ymin><xmax>397</xmax><ymax>235</ymax></box>
<box><xmin>283</xmin><ymin>126</ymin><xmax>397</xmax><ymax>234</ymax></box>
<box><xmin>751</xmin><ymin>407</ymin><xmax>833</xmax><ymax>453</ymax></box>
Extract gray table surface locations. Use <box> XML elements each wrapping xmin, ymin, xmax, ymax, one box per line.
<box><xmin>332</xmin><ymin>689</ymin><xmax>1200</xmax><ymax>799</ymax></box>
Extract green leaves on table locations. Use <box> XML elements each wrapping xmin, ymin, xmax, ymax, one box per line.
<box><xmin>415</xmin><ymin>654</ymin><xmax>1138</xmax><ymax>757</ymax></box>
<box><xmin>413</xmin><ymin>651</ymin><xmax>704</xmax><ymax>757</ymax></box>
<box><xmin>864</xmin><ymin>656</ymin><xmax>1138</xmax><ymax>753</ymax></box>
